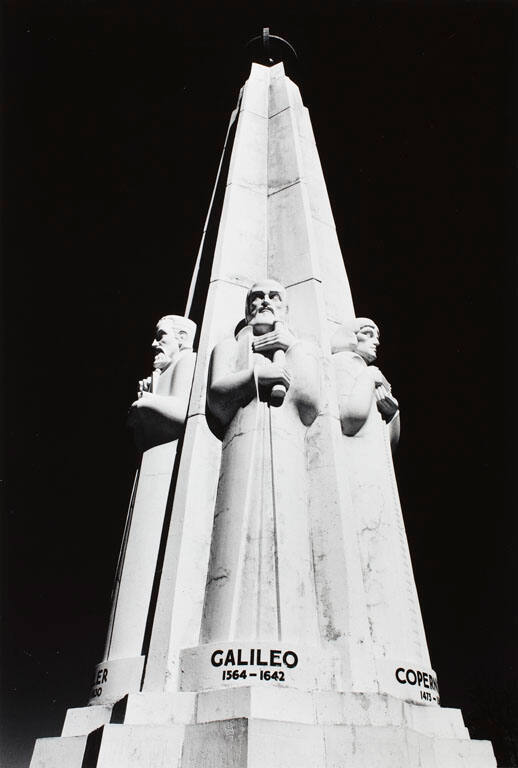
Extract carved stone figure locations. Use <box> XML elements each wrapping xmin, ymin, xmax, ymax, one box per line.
<box><xmin>84</xmin><ymin>315</ymin><xmax>196</xmax><ymax>704</ymax></box>
<box><xmin>332</xmin><ymin>318</ymin><xmax>430</xmax><ymax>666</ymax></box>
<box><xmin>332</xmin><ymin>317</ymin><xmax>400</xmax><ymax>449</ymax></box>
<box><xmin>203</xmin><ymin>279</ymin><xmax>322</xmax><ymax>644</ymax></box>
<box><xmin>128</xmin><ymin>314</ymin><xmax>196</xmax><ymax>451</ymax></box>
<box><xmin>87</xmin><ymin>314</ymin><xmax>197</xmax><ymax>705</ymax></box>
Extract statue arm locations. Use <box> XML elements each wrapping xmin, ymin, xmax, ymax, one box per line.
<box><xmin>286</xmin><ymin>341</ymin><xmax>321</xmax><ymax>426</ymax></box>
<box><xmin>388</xmin><ymin>410</ymin><xmax>400</xmax><ymax>451</ymax></box>
<box><xmin>339</xmin><ymin>365</ymin><xmax>377</xmax><ymax>436</ymax></box>
<box><xmin>338</xmin><ymin>359</ymin><xmax>401</xmax><ymax>443</ymax></box>
<box><xmin>128</xmin><ymin>352</ymin><xmax>196</xmax><ymax>449</ymax></box>
<box><xmin>374</xmin><ymin>382</ymin><xmax>400</xmax><ymax>453</ymax></box>
<box><xmin>207</xmin><ymin>339</ymin><xmax>257</xmax><ymax>428</ymax></box>
<box><xmin>139</xmin><ymin>352</ymin><xmax>196</xmax><ymax>428</ymax></box>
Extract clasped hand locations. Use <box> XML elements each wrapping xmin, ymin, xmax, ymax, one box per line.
<box><xmin>256</xmin><ymin>364</ymin><xmax>291</xmax><ymax>391</ymax></box>
<box><xmin>129</xmin><ymin>377</ymin><xmax>154</xmax><ymax>410</ymax></box>
<box><xmin>252</xmin><ymin>326</ymin><xmax>295</xmax><ymax>354</ymax></box>
<box><xmin>138</xmin><ymin>377</ymin><xmax>152</xmax><ymax>394</ymax></box>
<box><xmin>368</xmin><ymin>366</ymin><xmax>399</xmax><ymax>420</ymax></box>
<box><xmin>131</xmin><ymin>390</ymin><xmax>154</xmax><ymax>407</ymax></box>
<box><xmin>374</xmin><ymin>384</ymin><xmax>399</xmax><ymax>421</ymax></box>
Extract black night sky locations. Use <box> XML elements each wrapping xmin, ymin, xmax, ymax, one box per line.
<box><xmin>2</xmin><ymin>3</ymin><xmax>517</xmax><ymax>767</ymax></box>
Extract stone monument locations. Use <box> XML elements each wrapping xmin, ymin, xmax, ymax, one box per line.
<box><xmin>30</xmin><ymin>37</ymin><xmax>496</xmax><ymax>768</ymax></box>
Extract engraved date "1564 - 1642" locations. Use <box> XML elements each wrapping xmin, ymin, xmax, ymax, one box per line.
<box><xmin>221</xmin><ymin>669</ymin><xmax>285</xmax><ymax>681</ymax></box>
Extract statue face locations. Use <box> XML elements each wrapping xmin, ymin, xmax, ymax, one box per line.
<box><xmin>152</xmin><ymin>319</ymin><xmax>186</xmax><ymax>371</ymax></box>
<box><xmin>246</xmin><ymin>280</ymin><xmax>287</xmax><ymax>333</ymax></box>
<box><xmin>355</xmin><ymin>323</ymin><xmax>380</xmax><ymax>364</ymax></box>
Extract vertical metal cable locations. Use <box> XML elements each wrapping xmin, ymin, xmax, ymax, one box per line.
<box><xmin>184</xmin><ymin>96</ymin><xmax>242</xmax><ymax>319</ymax></box>
<box><xmin>103</xmin><ymin>463</ymin><xmax>141</xmax><ymax>660</ymax></box>
<box><xmin>268</xmin><ymin>405</ymin><xmax>282</xmax><ymax>641</ymax></box>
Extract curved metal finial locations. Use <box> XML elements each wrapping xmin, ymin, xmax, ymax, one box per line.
<box><xmin>245</xmin><ymin>27</ymin><xmax>298</xmax><ymax>66</ymax></box>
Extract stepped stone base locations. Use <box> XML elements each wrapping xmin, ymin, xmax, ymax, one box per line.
<box><xmin>29</xmin><ymin>735</ymin><xmax>87</xmax><ymax>768</ymax></box>
<box><xmin>30</xmin><ymin>687</ymin><xmax>496</xmax><ymax>767</ymax></box>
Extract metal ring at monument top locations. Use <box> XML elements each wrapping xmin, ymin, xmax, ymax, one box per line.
<box><xmin>245</xmin><ymin>27</ymin><xmax>298</xmax><ymax>65</ymax></box>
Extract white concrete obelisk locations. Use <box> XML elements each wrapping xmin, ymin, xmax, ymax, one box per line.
<box><xmin>30</xmin><ymin>51</ymin><xmax>496</xmax><ymax>768</ymax></box>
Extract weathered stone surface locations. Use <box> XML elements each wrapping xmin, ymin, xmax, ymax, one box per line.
<box><xmin>124</xmin><ymin>691</ymin><xmax>197</xmax><ymax>725</ymax></box>
<box><xmin>240</xmin><ymin>63</ymin><xmax>269</xmax><ymax>118</ymax></box>
<box><xmin>182</xmin><ymin>718</ymin><xmax>248</xmax><ymax>768</ymax></box>
<box><xmin>29</xmin><ymin>735</ymin><xmax>87</xmax><ymax>767</ymax></box>
<box><xmin>196</xmin><ymin>686</ymin><xmax>316</xmax><ymax>725</ymax></box>
<box><xmin>62</xmin><ymin>703</ymin><xmax>112</xmax><ymax>736</ymax></box>
<box><xmin>142</xmin><ymin>415</ymin><xmax>221</xmax><ymax>693</ymax></box>
<box><xmin>211</xmin><ymin>183</ymin><xmax>267</xmax><ymax>284</ymax></box>
<box><xmin>95</xmin><ymin>724</ymin><xmax>186</xmax><ymax>768</ymax></box>
<box><xmin>312</xmin><ymin>218</ymin><xmax>355</xmax><ymax>323</ymax></box>
<box><xmin>268</xmin><ymin>106</ymin><xmax>302</xmax><ymax>194</ymax></box>
<box><xmin>105</xmin><ymin>444</ymin><xmax>176</xmax><ymax>662</ymax></box>
<box><xmin>268</xmin><ymin>181</ymin><xmax>321</xmax><ymax>285</ymax></box>
<box><xmin>32</xmin><ymin>688</ymin><xmax>495</xmax><ymax>767</ymax></box>
<box><xmin>227</xmin><ymin>109</ymin><xmax>267</xmax><ymax>192</ymax></box>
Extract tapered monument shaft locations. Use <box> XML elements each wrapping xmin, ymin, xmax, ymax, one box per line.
<box><xmin>30</xmin><ymin>59</ymin><xmax>496</xmax><ymax>768</ymax></box>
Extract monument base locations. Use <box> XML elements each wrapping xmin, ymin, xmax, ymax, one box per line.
<box><xmin>30</xmin><ymin>687</ymin><xmax>496</xmax><ymax>767</ymax></box>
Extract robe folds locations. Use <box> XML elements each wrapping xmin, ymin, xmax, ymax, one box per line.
<box><xmin>333</xmin><ymin>350</ymin><xmax>430</xmax><ymax>667</ymax></box>
<box><xmin>202</xmin><ymin>324</ymin><xmax>322</xmax><ymax>646</ymax></box>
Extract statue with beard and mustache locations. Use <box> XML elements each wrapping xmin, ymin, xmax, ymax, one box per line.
<box><xmin>93</xmin><ymin>315</ymin><xmax>197</xmax><ymax>701</ymax></box>
<box><xmin>128</xmin><ymin>315</ymin><xmax>196</xmax><ymax>452</ymax></box>
<box><xmin>201</xmin><ymin>280</ymin><xmax>322</xmax><ymax>646</ymax></box>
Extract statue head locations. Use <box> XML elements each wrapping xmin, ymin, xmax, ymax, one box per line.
<box><xmin>331</xmin><ymin>317</ymin><xmax>380</xmax><ymax>363</ymax></box>
<box><xmin>152</xmin><ymin>315</ymin><xmax>196</xmax><ymax>372</ymax></box>
<box><xmin>245</xmin><ymin>279</ymin><xmax>288</xmax><ymax>334</ymax></box>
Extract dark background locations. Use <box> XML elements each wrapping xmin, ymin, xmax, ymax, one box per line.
<box><xmin>2</xmin><ymin>2</ymin><xmax>517</xmax><ymax>767</ymax></box>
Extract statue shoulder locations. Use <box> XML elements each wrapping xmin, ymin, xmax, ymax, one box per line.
<box><xmin>333</xmin><ymin>350</ymin><xmax>366</xmax><ymax>372</ymax></box>
<box><xmin>174</xmin><ymin>348</ymin><xmax>196</xmax><ymax>370</ymax></box>
<box><xmin>172</xmin><ymin>348</ymin><xmax>196</xmax><ymax>382</ymax></box>
<box><xmin>211</xmin><ymin>336</ymin><xmax>238</xmax><ymax>361</ymax></box>
<box><xmin>155</xmin><ymin>349</ymin><xmax>196</xmax><ymax>396</ymax></box>
<box><xmin>209</xmin><ymin>335</ymin><xmax>242</xmax><ymax>381</ymax></box>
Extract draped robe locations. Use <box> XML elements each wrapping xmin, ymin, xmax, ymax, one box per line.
<box><xmin>202</xmin><ymin>323</ymin><xmax>322</xmax><ymax>646</ymax></box>
<box><xmin>333</xmin><ymin>350</ymin><xmax>430</xmax><ymax>666</ymax></box>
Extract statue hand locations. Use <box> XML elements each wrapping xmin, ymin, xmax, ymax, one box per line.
<box><xmin>138</xmin><ymin>376</ymin><xmax>152</xmax><ymax>394</ymax></box>
<box><xmin>368</xmin><ymin>365</ymin><xmax>390</xmax><ymax>389</ymax></box>
<box><xmin>252</xmin><ymin>327</ymin><xmax>296</xmax><ymax>354</ymax></box>
<box><xmin>375</xmin><ymin>385</ymin><xmax>399</xmax><ymax>421</ymax></box>
<box><xmin>131</xmin><ymin>391</ymin><xmax>154</xmax><ymax>409</ymax></box>
<box><xmin>257</xmin><ymin>364</ymin><xmax>291</xmax><ymax>391</ymax></box>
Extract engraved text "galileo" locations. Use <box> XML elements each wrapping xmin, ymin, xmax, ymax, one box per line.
<box><xmin>210</xmin><ymin>649</ymin><xmax>298</xmax><ymax>668</ymax></box>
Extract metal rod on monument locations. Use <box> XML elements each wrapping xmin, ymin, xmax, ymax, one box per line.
<box><xmin>183</xmin><ymin>107</ymin><xmax>240</xmax><ymax>319</ymax></box>
<box><xmin>270</xmin><ymin>321</ymin><xmax>287</xmax><ymax>407</ymax></box>
<box><xmin>245</xmin><ymin>26</ymin><xmax>298</xmax><ymax>66</ymax></box>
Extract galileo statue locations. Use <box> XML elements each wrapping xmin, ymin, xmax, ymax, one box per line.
<box><xmin>202</xmin><ymin>280</ymin><xmax>323</xmax><ymax>646</ymax></box>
